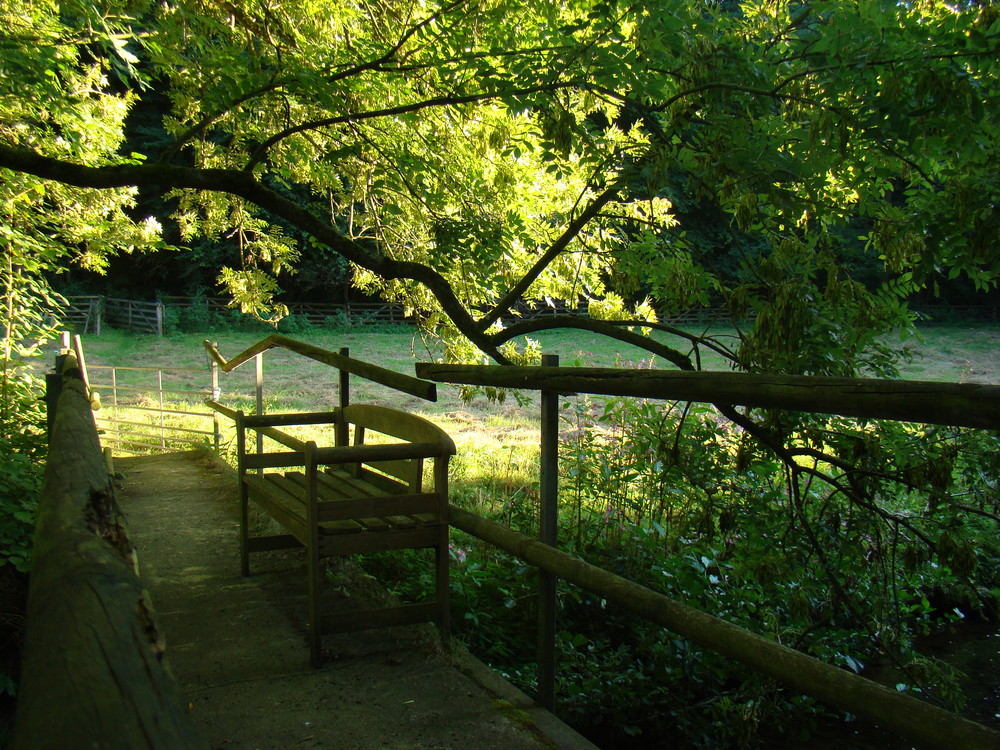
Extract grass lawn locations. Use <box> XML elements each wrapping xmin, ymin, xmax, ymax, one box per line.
<box><xmin>62</xmin><ymin>321</ymin><xmax>997</xmax><ymax>461</ymax></box>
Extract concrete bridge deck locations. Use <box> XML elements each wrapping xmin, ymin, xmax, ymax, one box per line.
<box><xmin>115</xmin><ymin>451</ymin><xmax>595</xmax><ymax>750</ymax></box>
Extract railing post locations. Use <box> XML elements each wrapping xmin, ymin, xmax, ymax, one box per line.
<box><xmin>337</xmin><ymin>347</ymin><xmax>350</xmax><ymax>446</ymax></box>
<box><xmin>45</xmin><ymin>333</ymin><xmax>73</xmax><ymax>436</ymax></box>
<box><xmin>110</xmin><ymin>366</ymin><xmax>119</xmax><ymax>452</ymax></box>
<box><xmin>537</xmin><ymin>353</ymin><xmax>559</xmax><ymax>711</ymax></box>
<box><xmin>210</xmin><ymin>349</ymin><xmax>220</xmax><ymax>452</ymax></box>
<box><xmin>45</xmin><ymin>355</ymin><xmax>65</xmax><ymax>439</ymax></box>
<box><xmin>157</xmin><ymin>369</ymin><xmax>165</xmax><ymax>450</ymax></box>
<box><xmin>255</xmin><ymin>352</ymin><xmax>264</xmax><ymax>459</ymax></box>
<box><xmin>155</xmin><ymin>302</ymin><xmax>164</xmax><ymax>337</ymax></box>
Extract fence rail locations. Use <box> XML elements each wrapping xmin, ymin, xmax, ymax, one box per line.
<box><xmin>15</xmin><ymin>344</ymin><xmax>204</xmax><ymax>749</ymax></box>
<box><xmin>160</xmin><ymin>296</ymin><xmax>413</xmax><ymax>327</ymax></box>
<box><xmin>62</xmin><ymin>296</ymin><xmax>1000</xmax><ymax>336</ymax></box>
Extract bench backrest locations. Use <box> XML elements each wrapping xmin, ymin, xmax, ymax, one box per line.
<box><xmin>337</xmin><ymin>404</ymin><xmax>456</xmax><ymax>492</ymax></box>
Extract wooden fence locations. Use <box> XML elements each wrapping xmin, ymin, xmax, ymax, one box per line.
<box><xmin>14</xmin><ymin>341</ymin><xmax>205</xmax><ymax>749</ymax></box>
<box><xmin>103</xmin><ymin>297</ymin><xmax>165</xmax><ymax>335</ymax></box>
<box><xmin>160</xmin><ymin>296</ymin><xmax>414</xmax><ymax>327</ymax></box>
<box><xmin>61</xmin><ymin>295</ymin><xmax>103</xmax><ymax>335</ymax></box>
<box><xmin>62</xmin><ymin>296</ymin><xmax>1000</xmax><ymax>336</ymax></box>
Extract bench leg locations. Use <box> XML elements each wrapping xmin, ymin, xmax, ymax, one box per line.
<box><xmin>307</xmin><ymin>542</ymin><xmax>322</xmax><ymax>667</ymax></box>
<box><xmin>436</xmin><ymin>535</ymin><xmax>450</xmax><ymax>642</ymax></box>
<box><xmin>239</xmin><ymin>482</ymin><xmax>250</xmax><ymax>576</ymax></box>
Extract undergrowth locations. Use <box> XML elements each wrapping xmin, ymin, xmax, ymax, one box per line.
<box><xmin>364</xmin><ymin>394</ymin><xmax>1000</xmax><ymax>749</ymax></box>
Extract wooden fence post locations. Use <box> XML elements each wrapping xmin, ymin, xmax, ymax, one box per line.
<box><xmin>210</xmin><ymin>348</ymin><xmax>221</xmax><ymax>451</ymax></box>
<box><xmin>255</xmin><ymin>352</ymin><xmax>264</xmax><ymax>459</ymax></box>
<box><xmin>44</xmin><ymin>334</ymin><xmax>73</xmax><ymax>434</ymax></box>
<box><xmin>338</xmin><ymin>347</ymin><xmax>350</xmax><ymax>446</ymax></box>
<box><xmin>537</xmin><ymin>353</ymin><xmax>559</xmax><ymax>711</ymax></box>
<box><xmin>44</xmin><ymin>359</ymin><xmax>64</xmax><ymax>437</ymax></box>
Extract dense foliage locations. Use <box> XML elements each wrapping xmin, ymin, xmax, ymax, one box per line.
<box><xmin>1</xmin><ymin>0</ymin><xmax>997</xmax><ymax>346</ymax></box>
<box><xmin>403</xmin><ymin>393</ymin><xmax>997</xmax><ymax>748</ymax></box>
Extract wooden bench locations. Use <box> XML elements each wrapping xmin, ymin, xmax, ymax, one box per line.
<box><xmin>235</xmin><ymin>404</ymin><xmax>456</xmax><ymax>666</ymax></box>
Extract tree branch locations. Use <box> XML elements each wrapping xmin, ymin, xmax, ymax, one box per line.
<box><xmin>491</xmin><ymin>314</ymin><xmax>696</xmax><ymax>371</ymax></box>
<box><xmin>0</xmin><ymin>143</ymin><xmax>503</xmax><ymax>359</ymax></box>
<box><xmin>244</xmin><ymin>83</ymin><xmax>579</xmax><ymax>171</ymax></box>
<box><xmin>478</xmin><ymin>178</ymin><xmax>627</xmax><ymax>331</ymax></box>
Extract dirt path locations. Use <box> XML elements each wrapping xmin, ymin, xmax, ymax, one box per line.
<box><xmin>115</xmin><ymin>451</ymin><xmax>594</xmax><ymax>750</ymax></box>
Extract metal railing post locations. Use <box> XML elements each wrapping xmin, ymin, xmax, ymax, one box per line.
<box><xmin>255</xmin><ymin>352</ymin><xmax>264</xmax><ymax>459</ymax></box>
<box><xmin>110</xmin><ymin>366</ymin><xmax>119</xmax><ymax>452</ymax></box>
<box><xmin>157</xmin><ymin>369</ymin><xmax>165</xmax><ymax>449</ymax></box>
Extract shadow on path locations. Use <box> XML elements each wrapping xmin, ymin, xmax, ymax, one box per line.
<box><xmin>116</xmin><ymin>451</ymin><xmax>594</xmax><ymax>750</ymax></box>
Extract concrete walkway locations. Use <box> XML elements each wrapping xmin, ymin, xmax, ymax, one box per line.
<box><xmin>115</xmin><ymin>451</ymin><xmax>596</xmax><ymax>750</ymax></box>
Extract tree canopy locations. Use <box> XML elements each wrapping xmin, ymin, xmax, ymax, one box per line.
<box><xmin>3</xmin><ymin>3</ymin><xmax>1000</xmax><ymax>738</ymax></box>
<box><xmin>1</xmin><ymin>0</ymin><xmax>997</xmax><ymax>371</ymax></box>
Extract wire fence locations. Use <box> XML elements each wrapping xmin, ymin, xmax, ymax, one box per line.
<box><xmin>88</xmin><ymin>363</ymin><xmax>220</xmax><ymax>455</ymax></box>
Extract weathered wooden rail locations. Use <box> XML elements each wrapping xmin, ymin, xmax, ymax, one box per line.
<box><xmin>417</xmin><ymin>361</ymin><xmax>1000</xmax><ymax>750</ymax></box>
<box><xmin>415</xmin><ymin>364</ymin><xmax>1000</xmax><ymax>430</ymax></box>
<box><xmin>204</xmin><ymin>333</ymin><xmax>436</xmax><ymax>401</ymax></box>
<box><xmin>14</xmin><ymin>347</ymin><xmax>204</xmax><ymax>749</ymax></box>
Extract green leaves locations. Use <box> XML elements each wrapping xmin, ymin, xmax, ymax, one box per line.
<box><xmin>0</xmin><ymin>0</ymin><xmax>997</xmax><ymax>368</ymax></box>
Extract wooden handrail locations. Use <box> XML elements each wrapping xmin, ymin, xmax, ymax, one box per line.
<box><xmin>15</xmin><ymin>352</ymin><xmax>205</xmax><ymax>749</ymax></box>
<box><xmin>205</xmin><ymin>335</ymin><xmax>436</xmax><ymax>401</ymax></box>
<box><xmin>415</xmin><ymin>364</ymin><xmax>1000</xmax><ymax>429</ymax></box>
<box><xmin>450</xmin><ymin>507</ymin><xmax>1000</xmax><ymax>750</ymax></box>
<box><xmin>422</xmin><ymin>361</ymin><xmax>1000</xmax><ymax>747</ymax></box>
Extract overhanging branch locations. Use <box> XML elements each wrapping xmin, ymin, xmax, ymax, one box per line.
<box><xmin>0</xmin><ymin>143</ymin><xmax>502</xmax><ymax>358</ymax></box>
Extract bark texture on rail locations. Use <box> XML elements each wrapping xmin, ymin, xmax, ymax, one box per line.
<box><xmin>450</xmin><ymin>506</ymin><xmax>1000</xmax><ymax>750</ymax></box>
<box><xmin>14</xmin><ymin>362</ymin><xmax>205</xmax><ymax>750</ymax></box>
<box><xmin>416</xmin><ymin>364</ymin><xmax>1000</xmax><ymax>429</ymax></box>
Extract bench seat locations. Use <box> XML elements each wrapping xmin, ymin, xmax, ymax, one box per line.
<box><xmin>236</xmin><ymin>404</ymin><xmax>455</xmax><ymax>666</ymax></box>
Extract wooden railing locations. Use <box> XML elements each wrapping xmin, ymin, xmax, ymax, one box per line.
<box><xmin>103</xmin><ymin>297</ymin><xmax>165</xmax><ymax>335</ymax></box>
<box><xmin>61</xmin><ymin>295</ymin><xmax>103</xmax><ymax>335</ymax></box>
<box><xmin>416</xmin><ymin>361</ymin><xmax>1000</xmax><ymax>750</ymax></box>
<box><xmin>14</xmin><ymin>341</ymin><xmax>204</xmax><ymax>749</ymax></box>
<box><xmin>203</xmin><ymin>333</ymin><xmax>437</xmax><ymax>463</ymax></box>
<box><xmin>165</xmin><ymin>296</ymin><xmax>415</xmax><ymax>327</ymax></box>
<box><xmin>203</xmin><ymin>333</ymin><xmax>436</xmax><ymax>401</ymax></box>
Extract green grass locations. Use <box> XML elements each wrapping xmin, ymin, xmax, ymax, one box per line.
<box><xmin>60</xmin><ymin>321</ymin><xmax>997</xmax><ymax>458</ymax></box>
<box><xmin>892</xmin><ymin>324</ymin><xmax>1000</xmax><ymax>383</ymax></box>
